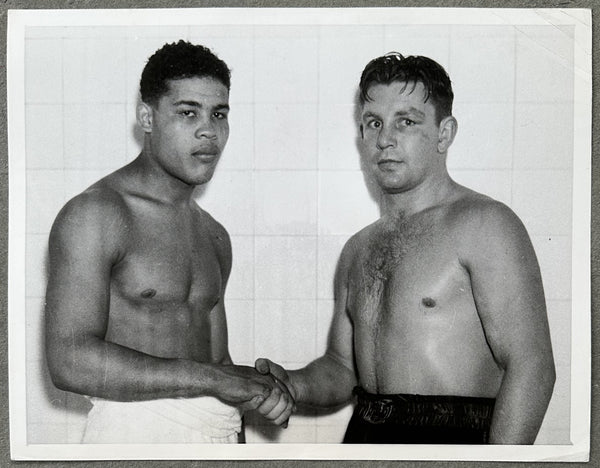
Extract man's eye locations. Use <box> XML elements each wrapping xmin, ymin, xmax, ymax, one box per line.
<box><xmin>179</xmin><ymin>110</ymin><xmax>196</xmax><ymax>118</ymax></box>
<box><xmin>213</xmin><ymin>112</ymin><xmax>228</xmax><ymax>120</ymax></box>
<box><xmin>367</xmin><ymin>120</ymin><xmax>381</xmax><ymax>129</ymax></box>
<box><xmin>402</xmin><ymin>119</ymin><xmax>415</xmax><ymax>126</ymax></box>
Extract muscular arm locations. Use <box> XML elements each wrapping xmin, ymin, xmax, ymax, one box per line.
<box><xmin>287</xmin><ymin>303</ymin><xmax>356</xmax><ymax>408</ymax></box>
<box><xmin>209</xmin><ymin>300</ymin><xmax>234</xmax><ymax>366</ymax></box>
<box><xmin>463</xmin><ymin>202</ymin><xmax>555</xmax><ymax>444</ymax></box>
<box><xmin>45</xmin><ymin>192</ymin><xmax>272</xmax><ymax>405</ymax></box>
<box><xmin>206</xmin><ymin>218</ymin><xmax>234</xmax><ymax>367</ymax></box>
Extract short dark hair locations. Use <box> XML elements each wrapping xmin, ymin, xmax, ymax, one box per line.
<box><xmin>140</xmin><ymin>40</ymin><xmax>231</xmax><ymax>105</ymax></box>
<box><xmin>359</xmin><ymin>52</ymin><xmax>453</xmax><ymax>123</ymax></box>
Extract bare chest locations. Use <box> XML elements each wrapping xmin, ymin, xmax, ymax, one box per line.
<box><xmin>345</xmin><ymin>217</ymin><xmax>499</xmax><ymax>393</ymax></box>
<box><xmin>347</xmin><ymin>217</ymin><xmax>475</xmax><ymax>330</ymax></box>
<box><xmin>111</xmin><ymin>207</ymin><xmax>225</xmax><ymax>308</ymax></box>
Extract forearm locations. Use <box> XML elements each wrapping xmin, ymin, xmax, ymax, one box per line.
<box><xmin>47</xmin><ymin>336</ymin><xmax>223</xmax><ymax>401</ymax></box>
<box><xmin>489</xmin><ymin>360</ymin><xmax>556</xmax><ymax>444</ymax></box>
<box><xmin>288</xmin><ymin>353</ymin><xmax>356</xmax><ymax>408</ymax></box>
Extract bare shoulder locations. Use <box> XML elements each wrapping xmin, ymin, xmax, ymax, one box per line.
<box><xmin>191</xmin><ymin>203</ymin><xmax>233</xmax><ymax>275</ymax></box>
<box><xmin>448</xmin><ymin>190</ymin><xmax>534</xmax><ymax>263</ymax></box>
<box><xmin>449</xmin><ymin>190</ymin><xmax>528</xmax><ymax>238</ymax></box>
<box><xmin>196</xmin><ymin>205</ymin><xmax>230</xmax><ymax>241</ymax></box>
<box><xmin>191</xmin><ymin>203</ymin><xmax>231</xmax><ymax>247</ymax></box>
<box><xmin>50</xmin><ymin>178</ymin><xmax>129</xmax><ymax>251</ymax></box>
<box><xmin>341</xmin><ymin>220</ymin><xmax>380</xmax><ymax>261</ymax></box>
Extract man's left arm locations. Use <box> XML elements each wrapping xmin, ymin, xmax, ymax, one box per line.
<box><xmin>464</xmin><ymin>202</ymin><xmax>555</xmax><ymax>444</ymax></box>
<box><xmin>208</xmin><ymin>222</ymin><xmax>234</xmax><ymax>366</ymax></box>
<box><xmin>209</xmin><ymin>300</ymin><xmax>234</xmax><ymax>366</ymax></box>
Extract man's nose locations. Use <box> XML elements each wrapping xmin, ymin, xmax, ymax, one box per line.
<box><xmin>376</xmin><ymin>125</ymin><xmax>396</xmax><ymax>150</ymax></box>
<box><xmin>195</xmin><ymin>115</ymin><xmax>217</xmax><ymax>139</ymax></box>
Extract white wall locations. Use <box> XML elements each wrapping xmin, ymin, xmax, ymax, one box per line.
<box><xmin>23</xmin><ymin>22</ymin><xmax>573</xmax><ymax>444</ymax></box>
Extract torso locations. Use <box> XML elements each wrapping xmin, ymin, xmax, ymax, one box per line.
<box><xmin>91</xmin><ymin>171</ymin><xmax>229</xmax><ymax>363</ymax></box>
<box><xmin>346</xmin><ymin>194</ymin><xmax>503</xmax><ymax>397</ymax></box>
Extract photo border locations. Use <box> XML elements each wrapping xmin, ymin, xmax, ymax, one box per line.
<box><xmin>5</xmin><ymin>5</ymin><xmax>593</xmax><ymax>463</ymax></box>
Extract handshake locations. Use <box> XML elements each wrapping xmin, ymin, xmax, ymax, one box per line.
<box><xmin>217</xmin><ymin>358</ymin><xmax>296</xmax><ymax>427</ymax></box>
<box><xmin>252</xmin><ymin>358</ymin><xmax>296</xmax><ymax>427</ymax></box>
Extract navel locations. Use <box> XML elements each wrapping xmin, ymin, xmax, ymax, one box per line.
<box><xmin>421</xmin><ymin>297</ymin><xmax>436</xmax><ymax>308</ymax></box>
<box><xmin>141</xmin><ymin>288</ymin><xmax>157</xmax><ymax>299</ymax></box>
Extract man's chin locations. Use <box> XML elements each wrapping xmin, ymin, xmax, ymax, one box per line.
<box><xmin>183</xmin><ymin>169</ymin><xmax>217</xmax><ymax>187</ymax></box>
<box><xmin>375</xmin><ymin>177</ymin><xmax>408</xmax><ymax>194</ymax></box>
<box><xmin>192</xmin><ymin>174</ymin><xmax>216</xmax><ymax>186</ymax></box>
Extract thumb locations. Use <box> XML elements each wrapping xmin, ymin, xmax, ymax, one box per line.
<box><xmin>255</xmin><ymin>358</ymin><xmax>271</xmax><ymax>375</ymax></box>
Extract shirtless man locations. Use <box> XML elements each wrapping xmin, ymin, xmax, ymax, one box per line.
<box><xmin>255</xmin><ymin>53</ymin><xmax>555</xmax><ymax>444</ymax></box>
<box><xmin>45</xmin><ymin>40</ymin><xmax>292</xmax><ymax>444</ymax></box>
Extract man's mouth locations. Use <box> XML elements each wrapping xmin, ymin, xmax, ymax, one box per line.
<box><xmin>192</xmin><ymin>147</ymin><xmax>220</xmax><ymax>162</ymax></box>
<box><xmin>377</xmin><ymin>158</ymin><xmax>403</xmax><ymax>170</ymax></box>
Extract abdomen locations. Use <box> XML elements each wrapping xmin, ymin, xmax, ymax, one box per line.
<box><xmin>105</xmin><ymin>293</ymin><xmax>212</xmax><ymax>362</ymax></box>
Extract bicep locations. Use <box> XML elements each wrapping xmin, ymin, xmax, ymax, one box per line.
<box><xmin>45</xmin><ymin>205</ymin><xmax>118</xmax><ymax>361</ymax></box>
<box><xmin>325</xmin><ymin>244</ymin><xmax>355</xmax><ymax>372</ymax></box>
<box><xmin>465</xmin><ymin>210</ymin><xmax>551</xmax><ymax>368</ymax></box>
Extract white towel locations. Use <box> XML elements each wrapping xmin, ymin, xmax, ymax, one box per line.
<box><xmin>82</xmin><ymin>396</ymin><xmax>242</xmax><ymax>444</ymax></box>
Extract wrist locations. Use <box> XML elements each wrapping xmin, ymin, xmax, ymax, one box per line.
<box><xmin>287</xmin><ymin>369</ymin><xmax>303</xmax><ymax>402</ymax></box>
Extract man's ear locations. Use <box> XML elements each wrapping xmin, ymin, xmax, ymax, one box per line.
<box><xmin>137</xmin><ymin>102</ymin><xmax>154</xmax><ymax>133</ymax></box>
<box><xmin>437</xmin><ymin>116</ymin><xmax>458</xmax><ymax>153</ymax></box>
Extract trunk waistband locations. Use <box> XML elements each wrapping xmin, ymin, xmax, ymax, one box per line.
<box><xmin>353</xmin><ymin>386</ymin><xmax>495</xmax><ymax>429</ymax></box>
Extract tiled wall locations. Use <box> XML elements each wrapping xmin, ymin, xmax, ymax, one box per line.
<box><xmin>23</xmin><ymin>23</ymin><xmax>574</xmax><ymax>444</ymax></box>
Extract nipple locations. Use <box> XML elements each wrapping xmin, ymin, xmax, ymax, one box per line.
<box><xmin>421</xmin><ymin>297</ymin><xmax>436</xmax><ymax>308</ymax></box>
<box><xmin>141</xmin><ymin>288</ymin><xmax>157</xmax><ymax>299</ymax></box>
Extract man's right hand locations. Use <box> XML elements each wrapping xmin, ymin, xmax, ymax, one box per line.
<box><xmin>213</xmin><ymin>364</ymin><xmax>291</xmax><ymax>412</ymax></box>
<box><xmin>254</xmin><ymin>358</ymin><xmax>297</xmax><ymax>426</ymax></box>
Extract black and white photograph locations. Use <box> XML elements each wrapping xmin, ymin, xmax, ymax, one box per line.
<box><xmin>7</xmin><ymin>7</ymin><xmax>592</xmax><ymax>462</ymax></box>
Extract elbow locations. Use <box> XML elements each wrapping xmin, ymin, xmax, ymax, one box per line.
<box><xmin>50</xmin><ymin>375</ymin><xmax>75</xmax><ymax>394</ymax></box>
<box><xmin>46</xmin><ymin>356</ymin><xmax>76</xmax><ymax>393</ymax></box>
<box><xmin>45</xmin><ymin>341</ymin><xmax>94</xmax><ymax>395</ymax></box>
<box><xmin>325</xmin><ymin>364</ymin><xmax>357</xmax><ymax>406</ymax></box>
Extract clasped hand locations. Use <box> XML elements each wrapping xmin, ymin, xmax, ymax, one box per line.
<box><xmin>254</xmin><ymin>358</ymin><xmax>296</xmax><ymax>427</ymax></box>
<box><xmin>218</xmin><ymin>363</ymin><xmax>295</xmax><ymax>427</ymax></box>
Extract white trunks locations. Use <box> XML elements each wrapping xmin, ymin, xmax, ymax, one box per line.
<box><xmin>82</xmin><ymin>396</ymin><xmax>242</xmax><ymax>444</ymax></box>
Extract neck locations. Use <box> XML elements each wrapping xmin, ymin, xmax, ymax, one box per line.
<box><xmin>127</xmin><ymin>145</ymin><xmax>196</xmax><ymax>206</ymax></box>
<box><xmin>380</xmin><ymin>170</ymin><xmax>456</xmax><ymax>218</ymax></box>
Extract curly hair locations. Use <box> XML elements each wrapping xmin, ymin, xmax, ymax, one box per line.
<box><xmin>140</xmin><ymin>40</ymin><xmax>231</xmax><ymax>105</ymax></box>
